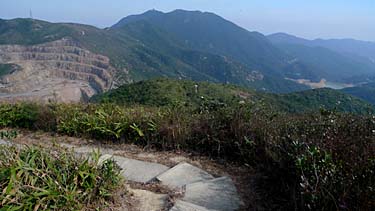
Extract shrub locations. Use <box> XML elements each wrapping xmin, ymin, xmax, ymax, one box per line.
<box><xmin>0</xmin><ymin>103</ymin><xmax>39</xmax><ymax>128</ymax></box>
<box><xmin>0</xmin><ymin>102</ymin><xmax>373</xmax><ymax>210</ymax></box>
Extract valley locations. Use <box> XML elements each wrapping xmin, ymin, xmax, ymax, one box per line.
<box><xmin>287</xmin><ymin>78</ymin><xmax>354</xmax><ymax>89</ymax></box>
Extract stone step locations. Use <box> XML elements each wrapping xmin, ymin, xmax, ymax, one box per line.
<box><xmin>182</xmin><ymin>177</ymin><xmax>243</xmax><ymax>211</ymax></box>
<box><xmin>130</xmin><ymin>188</ymin><xmax>168</xmax><ymax>211</ymax></box>
<box><xmin>0</xmin><ymin>139</ymin><xmax>9</xmax><ymax>145</ymax></box>
<box><xmin>156</xmin><ymin>162</ymin><xmax>214</xmax><ymax>189</ymax></box>
<box><xmin>100</xmin><ymin>154</ymin><xmax>170</xmax><ymax>183</ymax></box>
<box><xmin>170</xmin><ymin>200</ymin><xmax>217</xmax><ymax>211</ymax></box>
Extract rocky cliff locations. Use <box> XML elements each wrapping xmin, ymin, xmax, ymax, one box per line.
<box><xmin>0</xmin><ymin>38</ymin><xmax>115</xmax><ymax>103</ymax></box>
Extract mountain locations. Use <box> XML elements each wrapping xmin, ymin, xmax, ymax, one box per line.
<box><xmin>91</xmin><ymin>78</ymin><xmax>374</xmax><ymax>114</ymax></box>
<box><xmin>268</xmin><ymin>33</ymin><xmax>375</xmax><ymax>83</ymax></box>
<box><xmin>112</xmin><ymin>10</ymin><xmax>314</xmax><ymax>91</ymax></box>
<box><xmin>268</xmin><ymin>32</ymin><xmax>375</xmax><ymax>59</ymax></box>
<box><xmin>113</xmin><ymin>10</ymin><xmax>286</xmax><ymax>72</ymax></box>
<box><xmin>0</xmin><ymin>15</ymin><xmax>310</xmax><ymax>103</ymax></box>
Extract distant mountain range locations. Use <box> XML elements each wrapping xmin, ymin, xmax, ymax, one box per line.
<box><xmin>268</xmin><ymin>33</ymin><xmax>375</xmax><ymax>83</ymax></box>
<box><xmin>1</xmin><ymin>9</ymin><xmax>375</xmax><ymax>104</ymax></box>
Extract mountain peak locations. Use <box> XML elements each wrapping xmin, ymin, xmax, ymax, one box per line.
<box><xmin>112</xmin><ymin>9</ymin><xmax>220</xmax><ymax>29</ymax></box>
<box><xmin>143</xmin><ymin>9</ymin><xmax>164</xmax><ymax>16</ymax></box>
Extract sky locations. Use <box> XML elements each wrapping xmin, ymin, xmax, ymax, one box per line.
<box><xmin>0</xmin><ymin>0</ymin><xmax>374</xmax><ymax>41</ymax></box>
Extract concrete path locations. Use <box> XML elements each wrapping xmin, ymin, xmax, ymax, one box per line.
<box><xmin>156</xmin><ymin>162</ymin><xmax>215</xmax><ymax>189</ymax></box>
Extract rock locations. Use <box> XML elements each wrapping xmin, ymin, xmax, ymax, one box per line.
<box><xmin>0</xmin><ymin>139</ymin><xmax>9</xmax><ymax>145</ymax></box>
<box><xmin>170</xmin><ymin>200</ymin><xmax>216</xmax><ymax>211</ymax></box>
<box><xmin>100</xmin><ymin>154</ymin><xmax>169</xmax><ymax>183</ymax></box>
<box><xmin>73</xmin><ymin>146</ymin><xmax>115</xmax><ymax>155</ymax></box>
<box><xmin>182</xmin><ymin>177</ymin><xmax>243</xmax><ymax>211</ymax></box>
<box><xmin>61</xmin><ymin>144</ymin><xmax>116</xmax><ymax>160</ymax></box>
<box><xmin>168</xmin><ymin>156</ymin><xmax>188</xmax><ymax>163</ymax></box>
<box><xmin>130</xmin><ymin>189</ymin><xmax>168</xmax><ymax>211</ymax></box>
<box><xmin>157</xmin><ymin>162</ymin><xmax>214</xmax><ymax>189</ymax></box>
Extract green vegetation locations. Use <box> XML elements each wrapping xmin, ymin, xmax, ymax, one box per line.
<box><xmin>0</xmin><ymin>101</ymin><xmax>373</xmax><ymax>210</ymax></box>
<box><xmin>271</xmin><ymin>42</ymin><xmax>375</xmax><ymax>81</ymax></box>
<box><xmin>273</xmin><ymin>88</ymin><xmax>374</xmax><ymax>114</ymax></box>
<box><xmin>91</xmin><ymin>78</ymin><xmax>257</xmax><ymax>108</ymax></box>
<box><xmin>268</xmin><ymin>33</ymin><xmax>375</xmax><ymax>82</ymax></box>
<box><xmin>0</xmin><ymin>130</ymin><xmax>18</xmax><ymax>139</ymax></box>
<box><xmin>0</xmin><ymin>145</ymin><xmax>122</xmax><ymax>210</ymax></box>
<box><xmin>91</xmin><ymin>78</ymin><xmax>374</xmax><ymax>114</ymax></box>
<box><xmin>342</xmin><ymin>82</ymin><xmax>375</xmax><ymax>105</ymax></box>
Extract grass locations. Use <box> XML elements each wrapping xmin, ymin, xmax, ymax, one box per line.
<box><xmin>0</xmin><ymin>102</ymin><xmax>373</xmax><ymax>210</ymax></box>
<box><xmin>0</xmin><ymin>145</ymin><xmax>122</xmax><ymax>211</ymax></box>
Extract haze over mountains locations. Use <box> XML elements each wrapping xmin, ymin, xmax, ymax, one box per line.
<box><xmin>0</xmin><ymin>9</ymin><xmax>375</xmax><ymax>105</ymax></box>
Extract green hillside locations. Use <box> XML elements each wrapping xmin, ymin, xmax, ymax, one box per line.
<box><xmin>342</xmin><ymin>82</ymin><xmax>375</xmax><ymax>105</ymax></box>
<box><xmin>113</xmin><ymin>10</ymin><xmax>287</xmax><ymax>72</ymax></box>
<box><xmin>91</xmin><ymin>78</ymin><xmax>374</xmax><ymax>114</ymax></box>
<box><xmin>111</xmin><ymin>10</ymin><xmax>312</xmax><ymax>92</ymax></box>
<box><xmin>268</xmin><ymin>33</ymin><xmax>375</xmax><ymax>82</ymax></box>
<box><xmin>0</xmin><ymin>17</ymin><xmax>308</xmax><ymax>93</ymax></box>
<box><xmin>273</xmin><ymin>88</ymin><xmax>374</xmax><ymax>113</ymax></box>
<box><xmin>271</xmin><ymin>43</ymin><xmax>375</xmax><ymax>82</ymax></box>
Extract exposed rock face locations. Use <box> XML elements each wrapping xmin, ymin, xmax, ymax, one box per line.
<box><xmin>0</xmin><ymin>38</ymin><xmax>115</xmax><ymax>103</ymax></box>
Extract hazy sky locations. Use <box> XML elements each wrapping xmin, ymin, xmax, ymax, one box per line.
<box><xmin>1</xmin><ymin>0</ymin><xmax>374</xmax><ymax>41</ymax></box>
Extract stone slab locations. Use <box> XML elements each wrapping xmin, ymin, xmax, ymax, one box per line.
<box><xmin>100</xmin><ymin>154</ymin><xmax>170</xmax><ymax>183</ymax></box>
<box><xmin>0</xmin><ymin>139</ymin><xmax>9</xmax><ymax>145</ymax></box>
<box><xmin>170</xmin><ymin>200</ymin><xmax>216</xmax><ymax>211</ymax></box>
<box><xmin>131</xmin><ymin>188</ymin><xmax>168</xmax><ymax>211</ymax></box>
<box><xmin>157</xmin><ymin>162</ymin><xmax>214</xmax><ymax>189</ymax></box>
<box><xmin>61</xmin><ymin>144</ymin><xmax>115</xmax><ymax>155</ymax></box>
<box><xmin>0</xmin><ymin>139</ymin><xmax>22</xmax><ymax>149</ymax></box>
<box><xmin>182</xmin><ymin>177</ymin><xmax>243</xmax><ymax>211</ymax></box>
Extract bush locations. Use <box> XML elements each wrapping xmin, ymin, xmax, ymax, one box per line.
<box><xmin>0</xmin><ymin>103</ymin><xmax>39</xmax><ymax>128</ymax></box>
<box><xmin>0</xmin><ymin>145</ymin><xmax>122</xmax><ymax>210</ymax></box>
<box><xmin>255</xmin><ymin>111</ymin><xmax>375</xmax><ymax>210</ymax></box>
<box><xmin>0</xmin><ymin>102</ymin><xmax>373</xmax><ymax>210</ymax></box>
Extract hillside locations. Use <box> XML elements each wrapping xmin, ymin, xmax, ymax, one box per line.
<box><xmin>112</xmin><ymin>10</ymin><xmax>312</xmax><ymax>92</ymax></box>
<box><xmin>268</xmin><ymin>32</ymin><xmax>375</xmax><ymax>59</ymax></box>
<box><xmin>91</xmin><ymin>78</ymin><xmax>374</xmax><ymax>114</ymax></box>
<box><xmin>0</xmin><ymin>16</ymin><xmax>311</xmax><ymax>101</ymax></box>
<box><xmin>342</xmin><ymin>82</ymin><xmax>375</xmax><ymax>105</ymax></box>
<box><xmin>268</xmin><ymin>33</ymin><xmax>375</xmax><ymax>83</ymax></box>
<box><xmin>113</xmin><ymin>10</ymin><xmax>286</xmax><ymax>71</ymax></box>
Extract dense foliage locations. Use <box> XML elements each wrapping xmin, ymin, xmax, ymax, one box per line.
<box><xmin>0</xmin><ymin>102</ymin><xmax>373</xmax><ymax>210</ymax></box>
<box><xmin>91</xmin><ymin>78</ymin><xmax>374</xmax><ymax>114</ymax></box>
<box><xmin>0</xmin><ymin>145</ymin><xmax>122</xmax><ymax>210</ymax></box>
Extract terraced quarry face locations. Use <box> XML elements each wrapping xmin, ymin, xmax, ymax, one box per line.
<box><xmin>0</xmin><ymin>38</ymin><xmax>114</xmax><ymax>102</ymax></box>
